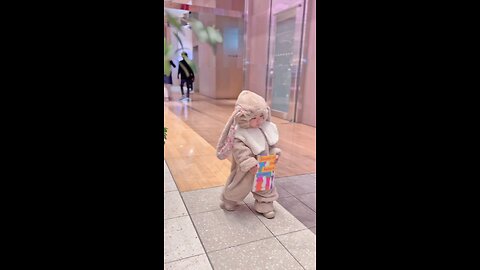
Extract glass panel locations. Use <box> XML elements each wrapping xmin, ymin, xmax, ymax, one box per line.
<box><xmin>271</xmin><ymin>16</ymin><xmax>296</xmax><ymax>113</ymax></box>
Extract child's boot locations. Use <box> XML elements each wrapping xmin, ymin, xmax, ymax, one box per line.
<box><xmin>220</xmin><ymin>201</ymin><xmax>237</xmax><ymax>211</ymax></box>
<box><xmin>262</xmin><ymin>211</ymin><xmax>275</xmax><ymax>219</ymax></box>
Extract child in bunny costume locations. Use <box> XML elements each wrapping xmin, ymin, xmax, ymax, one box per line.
<box><xmin>216</xmin><ymin>90</ymin><xmax>281</xmax><ymax>219</ymax></box>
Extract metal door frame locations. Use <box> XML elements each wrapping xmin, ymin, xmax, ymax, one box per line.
<box><xmin>265</xmin><ymin>3</ymin><xmax>305</xmax><ymax>121</ymax></box>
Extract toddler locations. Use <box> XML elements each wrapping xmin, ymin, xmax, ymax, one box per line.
<box><xmin>216</xmin><ymin>90</ymin><xmax>281</xmax><ymax>219</ymax></box>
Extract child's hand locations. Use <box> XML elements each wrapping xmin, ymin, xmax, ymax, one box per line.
<box><xmin>249</xmin><ymin>165</ymin><xmax>258</xmax><ymax>174</ymax></box>
<box><xmin>275</xmin><ymin>154</ymin><xmax>280</xmax><ymax>163</ymax></box>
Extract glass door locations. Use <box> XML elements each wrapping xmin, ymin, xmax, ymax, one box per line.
<box><xmin>266</xmin><ymin>3</ymin><xmax>305</xmax><ymax>121</ymax></box>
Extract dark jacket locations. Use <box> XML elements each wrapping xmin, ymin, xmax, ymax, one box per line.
<box><xmin>178</xmin><ymin>59</ymin><xmax>194</xmax><ymax>80</ymax></box>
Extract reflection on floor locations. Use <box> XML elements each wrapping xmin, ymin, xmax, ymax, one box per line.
<box><xmin>164</xmin><ymin>87</ymin><xmax>316</xmax><ymax>192</ymax></box>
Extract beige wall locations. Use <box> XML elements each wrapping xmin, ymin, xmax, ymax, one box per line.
<box><xmin>214</xmin><ymin>15</ymin><xmax>244</xmax><ymax>99</ymax></box>
<box><xmin>191</xmin><ymin>0</ymin><xmax>215</xmax><ymax>8</ymax></box>
<box><xmin>198</xmin><ymin>13</ymin><xmax>217</xmax><ymax>98</ymax></box>
<box><xmin>216</xmin><ymin>0</ymin><xmax>244</xmax><ymax>11</ymax></box>
<box><xmin>245</xmin><ymin>0</ymin><xmax>270</xmax><ymax>98</ymax></box>
<box><xmin>197</xmin><ymin>12</ymin><xmax>244</xmax><ymax>99</ymax></box>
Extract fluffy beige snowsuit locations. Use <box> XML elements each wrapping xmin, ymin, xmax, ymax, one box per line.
<box><xmin>216</xmin><ymin>90</ymin><xmax>281</xmax><ymax>213</ymax></box>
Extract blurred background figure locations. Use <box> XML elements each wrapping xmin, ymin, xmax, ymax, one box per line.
<box><xmin>177</xmin><ymin>52</ymin><xmax>195</xmax><ymax>102</ymax></box>
<box><xmin>164</xmin><ymin>59</ymin><xmax>176</xmax><ymax>101</ymax></box>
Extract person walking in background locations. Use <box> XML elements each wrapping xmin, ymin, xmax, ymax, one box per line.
<box><xmin>177</xmin><ymin>52</ymin><xmax>195</xmax><ymax>101</ymax></box>
<box><xmin>164</xmin><ymin>60</ymin><xmax>176</xmax><ymax>101</ymax></box>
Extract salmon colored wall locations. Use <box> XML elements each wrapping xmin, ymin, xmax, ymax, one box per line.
<box><xmin>297</xmin><ymin>0</ymin><xmax>316</xmax><ymax>127</ymax></box>
<box><xmin>197</xmin><ymin>12</ymin><xmax>244</xmax><ymax>99</ymax></box>
<box><xmin>271</xmin><ymin>0</ymin><xmax>303</xmax><ymax>14</ymax></box>
<box><xmin>214</xmin><ymin>16</ymin><xmax>244</xmax><ymax>99</ymax></box>
<box><xmin>246</xmin><ymin>0</ymin><xmax>270</xmax><ymax>98</ymax></box>
<box><xmin>216</xmin><ymin>0</ymin><xmax>244</xmax><ymax>11</ymax></box>
<box><xmin>198</xmin><ymin>13</ymin><xmax>217</xmax><ymax>98</ymax></box>
<box><xmin>191</xmin><ymin>0</ymin><xmax>215</xmax><ymax>8</ymax></box>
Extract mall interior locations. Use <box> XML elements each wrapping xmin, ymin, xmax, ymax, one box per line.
<box><xmin>164</xmin><ymin>0</ymin><xmax>316</xmax><ymax>269</ymax></box>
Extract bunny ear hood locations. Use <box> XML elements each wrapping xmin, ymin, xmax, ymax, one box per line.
<box><xmin>235</xmin><ymin>90</ymin><xmax>268</xmax><ymax>115</ymax></box>
<box><xmin>234</xmin><ymin>90</ymin><xmax>271</xmax><ymax>128</ymax></box>
<box><xmin>216</xmin><ymin>90</ymin><xmax>271</xmax><ymax>160</ymax></box>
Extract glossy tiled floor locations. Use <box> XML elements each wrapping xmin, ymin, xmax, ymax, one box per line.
<box><xmin>164</xmin><ymin>87</ymin><xmax>316</xmax><ymax>192</ymax></box>
<box><xmin>164</xmin><ymin>87</ymin><xmax>316</xmax><ymax>268</ymax></box>
<box><xmin>276</xmin><ymin>174</ymin><xmax>317</xmax><ymax>234</ymax></box>
<box><xmin>164</xmin><ymin>160</ymin><xmax>316</xmax><ymax>269</ymax></box>
<box><xmin>164</xmin><ymin>100</ymin><xmax>232</xmax><ymax>192</ymax></box>
<box><xmin>164</xmin><ymin>161</ymin><xmax>211</xmax><ymax>269</ymax></box>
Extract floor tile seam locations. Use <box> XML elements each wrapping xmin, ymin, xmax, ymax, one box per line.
<box><xmin>187</xmin><ymin>201</ymin><xmax>252</xmax><ymax>217</ymax></box>
<box><xmin>185</xmin><ymin>203</ymin><xmax>278</xmax><ymax>255</ymax></box>
<box><xmin>164</xmin><ymin>190</ymin><xmax>180</xmax><ymax>194</ymax></box>
<box><xmin>164</xmin><ymin>160</ymin><xmax>182</xmax><ymax>194</ymax></box>
<box><xmin>242</xmin><ymin>201</ymin><xmax>308</xmax><ymax>269</ymax></box>
<box><xmin>277</xmin><ymin>186</ymin><xmax>294</xmax><ymax>197</ymax></box>
<box><xmin>274</xmin><ymin>198</ymin><xmax>316</xmax><ymax>225</ymax></box>
<box><xmin>163</xmin><ymin>213</ymin><xmax>189</xmax><ymax>221</ymax></box>
<box><xmin>164</xmin><ymin>130</ymin><xmax>314</xmax><ymax>268</ymax></box>
<box><xmin>274</xmin><ymin>227</ymin><xmax>316</xmax><ymax>268</ymax></box>
<box><xmin>180</xmin><ymin>185</ymin><xmax>224</xmax><ymax>196</ymax></box>
<box><xmin>243</xmin><ymin>201</ymin><xmax>314</xmax><ymax>237</ymax></box>
<box><xmin>274</xmin><ymin>227</ymin><xmax>316</xmax><ymax>270</ymax></box>
<box><xmin>175</xmin><ymin>183</ymin><xmax>217</xmax><ymax>270</ymax></box>
<box><xmin>274</xmin><ymin>228</ymin><xmax>314</xmax><ymax>238</ymax></box>
<box><xmin>275</xmin><ymin>178</ymin><xmax>316</xmax><ymax>185</ymax></box>
<box><xmin>179</xmin><ymin>184</ymin><xmax>224</xmax><ymax>193</ymax></box>
<box><xmin>293</xmin><ymin>217</ymin><xmax>316</xmax><ymax>231</ymax></box>
<box><xmin>289</xmin><ymin>193</ymin><xmax>317</xmax><ymax>213</ymax></box>
<box><xmin>276</xmin><ymin>172</ymin><xmax>317</xmax><ymax>179</ymax></box>
<box><xmin>273</xmin><ymin>233</ymin><xmax>308</xmax><ymax>270</ymax></box>
<box><xmin>281</xmin><ymin>191</ymin><xmax>316</xmax><ymax>197</ymax></box>
<box><xmin>205</xmin><ymin>235</ymin><xmax>277</xmax><ymax>254</ymax></box>
<box><xmin>279</xmin><ymin>197</ymin><xmax>317</xmax><ymax>229</ymax></box>
<box><xmin>164</xmin><ymin>252</ymin><xmax>208</xmax><ymax>265</ymax></box>
<box><xmin>278</xmin><ymin>193</ymin><xmax>294</xmax><ymax>199</ymax></box>
<box><xmin>181</xmin><ymin>207</ymin><xmax>224</xmax><ymax>216</ymax></box>
<box><xmin>243</xmin><ymin>199</ymin><xmax>311</xmax><ymax>233</ymax></box>
<box><xmin>164</xmin><ymin>161</ymin><xmax>193</xmax><ymax>221</ymax></box>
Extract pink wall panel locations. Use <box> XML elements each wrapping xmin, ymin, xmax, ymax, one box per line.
<box><xmin>298</xmin><ymin>0</ymin><xmax>316</xmax><ymax>127</ymax></box>
<box><xmin>198</xmin><ymin>13</ymin><xmax>216</xmax><ymax>98</ymax></box>
<box><xmin>246</xmin><ymin>0</ymin><xmax>270</xmax><ymax>98</ymax></box>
